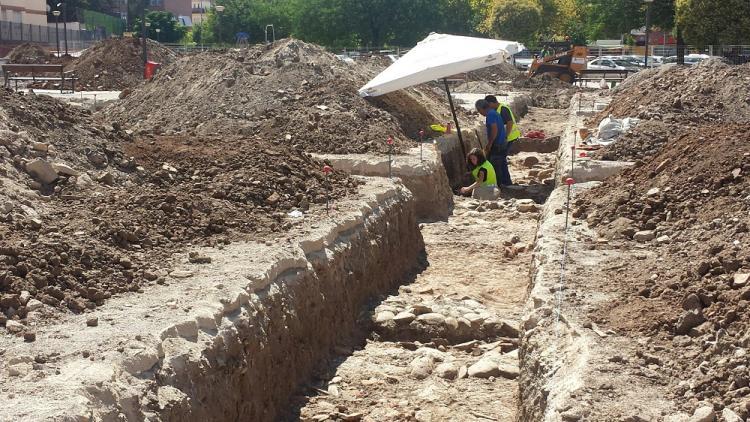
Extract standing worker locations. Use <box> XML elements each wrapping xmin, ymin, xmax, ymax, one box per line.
<box><xmin>485</xmin><ymin>95</ymin><xmax>521</xmax><ymax>157</ymax></box>
<box><xmin>460</xmin><ymin>148</ymin><xmax>498</xmax><ymax>198</ymax></box>
<box><xmin>475</xmin><ymin>99</ymin><xmax>512</xmax><ymax>187</ymax></box>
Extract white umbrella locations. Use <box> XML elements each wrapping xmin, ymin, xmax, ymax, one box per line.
<box><xmin>359</xmin><ymin>33</ymin><xmax>525</xmax><ymax>155</ymax></box>
<box><xmin>359</xmin><ymin>33</ymin><xmax>525</xmax><ymax>97</ymax></box>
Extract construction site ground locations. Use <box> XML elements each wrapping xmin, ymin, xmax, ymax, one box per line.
<box><xmin>3</xmin><ymin>38</ymin><xmax>750</xmax><ymax>422</ymax></box>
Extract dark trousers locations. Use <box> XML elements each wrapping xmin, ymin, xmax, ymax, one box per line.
<box><xmin>489</xmin><ymin>141</ymin><xmax>513</xmax><ymax>186</ymax></box>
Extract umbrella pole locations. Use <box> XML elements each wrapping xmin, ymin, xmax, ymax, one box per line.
<box><xmin>443</xmin><ymin>78</ymin><xmax>467</xmax><ymax>159</ymax></box>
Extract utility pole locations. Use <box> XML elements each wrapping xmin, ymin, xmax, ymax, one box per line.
<box><xmin>53</xmin><ymin>10</ymin><xmax>61</xmax><ymax>57</ymax></box>
<box><xmin>56</xmin><ymin>2</ymin><xmax>69</xmax><ymax>56</ymax></box>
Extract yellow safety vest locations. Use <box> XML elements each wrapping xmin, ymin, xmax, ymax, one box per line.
<box><xmin>471</xmin><ymin>160</ymin><xmax>497</xmax><ymax>187</ymax></box>
<box><xmin>500</xmin><ymin>103</ymin><xmax>521</xmax><ymax>142</ymax></box>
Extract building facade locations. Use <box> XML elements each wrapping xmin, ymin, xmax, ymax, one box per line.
<box><xmin>0</xmin><ymin>0</ymin><xmax>48</xmax><ymax>26</ymax></box>
<box><xmin>149</xmin><ymin>0</ymin><xmax>192</xmax><ymax>23</ymax></box>
<box><xmin>191</xmin><ymin>0</ymin><xmax>213</xmax><ymax>25</ymax></box>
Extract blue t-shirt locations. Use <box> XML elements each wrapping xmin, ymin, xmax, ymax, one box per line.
<box><xmin>485</xmin><ymin>109</ymin><xmax>507</xmax><ymax>151</ymax></box>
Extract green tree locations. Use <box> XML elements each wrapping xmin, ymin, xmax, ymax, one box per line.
<box><xmin>675</xmin><ymin>0</ymin><xmax>750</xmax><ymax>46</ymax></box>
<box><xmin>574</xmin><ymin>0</ymin><xmax>675</xmax><ymax>41</ymax></box>
<box><xmin>133</xmin><ymin>11</ymin><xmax>187</xmax><ymax>43</ymax></box>
<box><xmin>204</xmin><ymin>0</ymin><xmax>294</xmax><ymax>44</ymax></box>
<box><xmin>651</xmin><ymin>0</ymin><xmax>675</xmax><ymax>31</ymax></box>
<box><xmin>484</xmin><ymin>0</ymin><xmax>543</xmax><ymax>44</ymax></box>
<box><xmin>291</xmin><ymin>0</ymin><xmax>356</xmax><ymax>47</ymax></box>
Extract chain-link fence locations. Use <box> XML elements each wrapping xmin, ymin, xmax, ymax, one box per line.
<box><xmin>0</xmin><ymin>21</ymin><xmax>103</xmax><ymax>52</ymax></box>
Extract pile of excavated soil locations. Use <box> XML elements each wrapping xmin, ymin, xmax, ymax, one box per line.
<box><xmin>512</xmin><ymin>73</ymin><xmax>579</xmax><ymax>108</ymax></box>
<box><xmin>472</xmin><ymin>62</ymin><xmax>522</xmax><ymax>81</ymax></box>
<box><xmin>578</xmin><ymin>123</ymin><xmax>750</xmax><ymax>414</ymax></box>
<box><xmin>70</xmin><ymin>38</ymin><xmax>177</xmax><ymax>90</ymax></box>
<box><xmin>104</xmin><ymin>39</ymin><xmax>440</xmax><ymax>154</ymax></box>
<box><xmin>0</xmin><ymin>90</ymin><xmax>359</xmax><ymax>332</ymax></box>
<box><xmin>0</xmin><ymin>90</ymin><xmax>128</xmax><ymax>173</ymax></box>
<box><xmin>7</xmin><ymin>43</ymin><xmax>53</xmax><ymax>64</ymax></box>
<box><xmin>592</xmin><ymin>60</ymin><xmax>750</xmax><ymax>162</ymax></box>
<box><xmin>452</xmin><ymin>63</ymin><xmax>523</xmax><ymax>94</ymax></box>
<box><xmin>593</xmin><ymin>119</ymin><xmax>674</xmax><ymax>162</ymax></box>
<box><xmin>597</xmin><ymin>60</ymin><xmax>750</xmax><ymax>124</ymax></box>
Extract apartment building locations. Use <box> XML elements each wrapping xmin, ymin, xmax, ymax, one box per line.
<box><xmin>149</xmin><ymin>0</ymin><xmax>192</xmax><ymax>24</ymax></box>
<box><xmin>191</xmin><ymin>0</ymin><xmax>213</xmax><ymax>24</ymax></box>
<box><xmin>0</xmin><ymin>0</ymin><xmax>49</xmax><ymax>26</ymax></box>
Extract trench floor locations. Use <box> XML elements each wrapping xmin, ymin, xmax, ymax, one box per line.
<box><xmin>290</xmin><ymin>107</ymin><xmax>566</xmax><ymax>422</ymax></box>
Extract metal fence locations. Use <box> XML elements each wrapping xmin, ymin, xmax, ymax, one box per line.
<box><xmin>588</xmin><ymin>44</ymin><xmax>750</xmax><ymax>64</ymax></box>
<box><xmin>0</xmin><ymin>21</ymin><xmax>103</xmax><ymax>52</ymax></box>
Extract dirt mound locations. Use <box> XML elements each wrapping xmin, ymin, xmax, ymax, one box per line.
<box><xmin>592</xmin><ymin>60</ymin><xmax>750</xmax><ymax>162</ymax></box>
<box><xmin>511</xmin><ymin>73</ymin><xmax>580</xmax><ymax>108</ymax></box>
<box><xmin>597</xmin><ymin>60</ymin><xmax>750</xmax><ymax>124</ymax></box>
<box><xmin>7</xmin><ymin>43</ymin><xmax>53</xmax><ymax>64</ymax></box>
<box><xmin>70</xmin><ymin>38</ymin><xmax>177</xmax><ymax>90</ymax></box>
<box><xmin>470</xmin><ymin>62</ymin><xmax>521</xmax><ymax>82</ymax></box>
<box><xmin>0</xmin><ymin>90</ymin><xmax>126</xmax><ymax>172</ymax></box>
<box><xmin>0</xmin><ymin>90</ymin><xmax>359</xmax><ymax>327</ymax></box>
<box><xmin>449</xmin><ymin>63</ymin><xmax>522</xmax><ymax>96</ymax></box>
<box><xmin>593</xmin><ymin>119</ymin><xmax>673</xmax><ymax>162</ymax></box>
<box><xmin>579</xmin><ymin>123</ymin><xmax>750</xmax><ymax>411</ymax></box>
<box><xmin>104</xmin><ymin>39</ymin><xmax>440</xmax><ymax>155</ymax></box>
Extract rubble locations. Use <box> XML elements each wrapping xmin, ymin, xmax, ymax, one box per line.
<box><xmin>7</xmin><ymin>43</ymin><xmax>55</xmax><ymax>64</ymax></box>
<box><xmin>593</xmin><ymin>60</ymin><xmax>750</xmax><ymax>162</ymax></box>
<box><xmin>104</xmin><ymin>39</ymin><xmax>440</xmax><ymax>154</ymax></box>
<box><xmin>71</xmin><ymin>38</ymin><xmax>177</xmax><ymax>90</ymax></box>
<box><xmin>581</xmin><ymin>116</ymin><xmax>750</xmax><ymax>411</ymax></box>
<box><xmin>0</xmin><ymin>86</ymin><xmax>360</xmax><ymax>322</ymax></box>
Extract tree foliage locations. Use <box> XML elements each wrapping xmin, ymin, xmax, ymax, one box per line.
<box><xmin>483</xmin><ymin>0</ymin><xmax>543</xmax><ymax>45</ymax></box>
<box><xmin>133</xmin><ymin>11</ymin><xmax>187</xmax><ymax>43</ymax></box>
<box><xmin>675</xmin><ymin>0</ymin><xmax>750</xmax><ymax>46</ymax></box>
<box><xmin>204</xmin><ymin>0</ymin><xmax>294</xmax><ymax>44</ymax></box>
<box><xmin>201</xmin><ymin>0</ymin><xmax>487</xmax><ymax>47</ymax></box>
<box><xmin>566</xmin><ymin>0</ymin><xmax>676</xmax><ymax>43</ymax></box>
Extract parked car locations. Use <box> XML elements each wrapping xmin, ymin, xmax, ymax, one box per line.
<box><xmin>662</xmin><ymin>54</ymin><xmax>705</xmax><ymax>65</ymax></box>
<box><xmin>514</xmin><ymin>57</ymin><xmax>533</xmax><ymax>70</ymax></box>
<box><xmin>610</xmin><ymin>58</ymin><xmax>642</xmax><ymax>72</ymax></box>
<box><xmin>587</xmin><ymin>58</ymin><xmax>628</xmax><ymax>70</ymax></box>
<box><xmin>622</xmin><ymin>55</ymin><xmax>659</xmax><ymax>68</ymax></box>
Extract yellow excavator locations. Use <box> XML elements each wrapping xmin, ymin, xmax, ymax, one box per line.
<box><xmin>528</xmin><ymin>46</ymin><xmax>588</xmax><ymax>83</ymax></box>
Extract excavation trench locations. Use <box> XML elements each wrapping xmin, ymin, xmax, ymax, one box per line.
<box><xmin>1</xmin><ymin>102</ymin><xmax>566</xmax><ymax>422</ymax></box>
<box><xmin>288</xmin><ymin>105</ymin><xmax>566</xmax><ymax>422</ymax></box>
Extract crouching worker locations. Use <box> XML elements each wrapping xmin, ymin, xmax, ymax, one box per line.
<box><xmin>460</xmin><ymin>148</ymin><xmax>500</xmax><ymax>200</ymax></box>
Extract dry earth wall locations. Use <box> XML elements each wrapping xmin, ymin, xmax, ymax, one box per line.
<box><xmin>1</xmin><ymin>180</ymin><xmax>426</xmax><ymax>422</ymax></box>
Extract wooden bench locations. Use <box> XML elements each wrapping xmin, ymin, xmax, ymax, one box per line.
<box><xmin>2</xmin><ymin>64</ymin><xmax>77</xmax><ymax>93</ymax></box>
